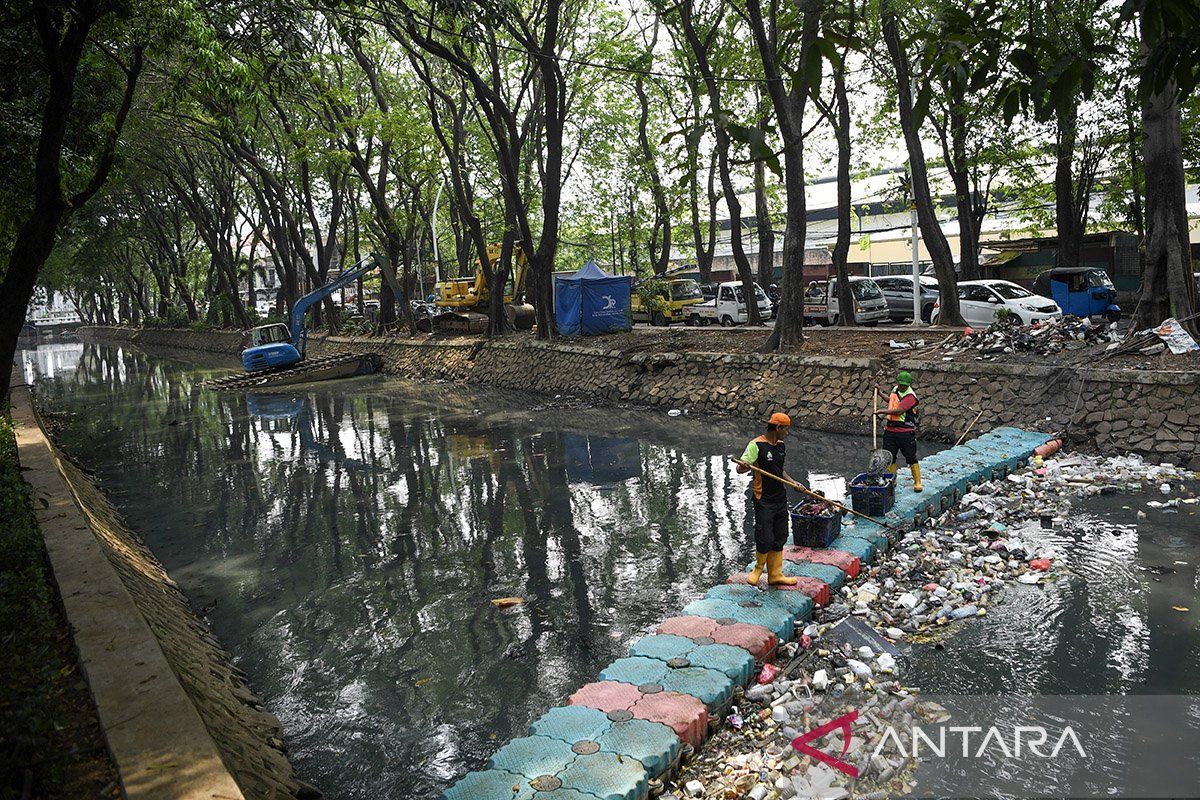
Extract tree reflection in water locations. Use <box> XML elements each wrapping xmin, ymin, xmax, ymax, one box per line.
<box><xmin>34</xmin><ymin>343</ymin><xmax>874</xmax><ymax>799</ymax></box>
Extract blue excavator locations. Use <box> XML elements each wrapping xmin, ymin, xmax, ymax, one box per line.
<box><xmin>241</xmin><ymin>252</ymin><xmax>399</xmax><ymax>372</ymax></box>
<box><xmin>207</xmin><ymin>253</ymin><xmax>401</xmax><ymax>391</ymax></box>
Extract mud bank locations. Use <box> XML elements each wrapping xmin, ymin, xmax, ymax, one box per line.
<box><xmin>79</xmin><ymin>326</ymin><xmax>1200</xmax><ymax>469</ymax></box>
<box><xmin>12</xmin><ymin>386</ymin><xmax>311</xmax><ymax>800</ymax></box>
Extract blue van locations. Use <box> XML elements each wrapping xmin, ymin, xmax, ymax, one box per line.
<box><xmin>1033</xmin><ymin>267</ymin><xmax>1120</xmax><ymax>322</ymax></box>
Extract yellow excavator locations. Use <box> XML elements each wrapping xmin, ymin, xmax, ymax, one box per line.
<box><xmin>432</xmin><ymin>243</ymin><xmax>537</xmax><ymax>333</ymax></box>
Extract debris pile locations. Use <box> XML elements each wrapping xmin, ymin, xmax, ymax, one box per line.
<box><xmin>1103</xmin><ymin>315</ymin><xmax>1200</xmax><ymax>359</ymax></box>
<box><xmin>793</xmin><ymin>500</ymin><xmax>839</xmax><ymax>519</ymax></box>
<box><xmin>942</xmin><ymin>314</ymin><xmax>1119</xmax><ymax>359</ymax></box>
<box><xmin>662</xmin><ymin>452</ymin><xmax>1198</xmax><ymax>799</ymax></box>
<box><xmin>667</xmin><ymin>631</ymin><xmax>921</xmax><ymax>800</ymax></box>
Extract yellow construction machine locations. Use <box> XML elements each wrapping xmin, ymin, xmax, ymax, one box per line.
<box><xmin>432</xmin><ymin>243</ymin><xmax>536</xmax><ymax>333</ymax></box>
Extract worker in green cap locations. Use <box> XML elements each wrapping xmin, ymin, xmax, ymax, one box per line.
<box><xmin>875</xmin><ymin>370</ymin><xmax>922</xmax><ymax>492</ymax></box>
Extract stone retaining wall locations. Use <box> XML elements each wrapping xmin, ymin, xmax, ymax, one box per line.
<box><xmin>80</xmin><ymin>326</ymin><xmax>1200</xmax><ymax>469</ymax></box>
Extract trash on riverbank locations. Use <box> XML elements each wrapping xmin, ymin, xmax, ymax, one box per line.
<box><xmin>943</xmin><ymin>314</ymin><xmax>1119</xmax><ymax>359</ymax></box>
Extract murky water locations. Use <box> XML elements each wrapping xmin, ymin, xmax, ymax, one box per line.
<box><xmin>21</xmin><ymin>342</ymin><xmax>1200</xmax><ymax>798</ymax></box>
<box><xmin>23</xmin><ymin>342</ymin><xmax>880</xmax><ymax>798</ymax></box>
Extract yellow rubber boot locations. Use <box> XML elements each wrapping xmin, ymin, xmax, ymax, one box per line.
<box><xmin>747</xmin><ymin>552</ymin><xmax>768</xmax><ymax>585</ymax></box>
<box><xmin>910</xmin><ymin>463</ymin><xmax>924</xmax><ymax>492</ymax></box>
<box><xmin>767</xmin><ymin>551</ymin><xmax>798</xmax><ymax>586</ymax></box>
<box><xmin>887</xmin><ymin>462</ymin><xmax>897</xmax><ymax>476</ymax></box>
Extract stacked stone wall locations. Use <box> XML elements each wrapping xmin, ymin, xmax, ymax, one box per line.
<box><xmin>79</xmin><ymin>326</ymin><xmax>1200</xmax><ymax>468</ymax></box>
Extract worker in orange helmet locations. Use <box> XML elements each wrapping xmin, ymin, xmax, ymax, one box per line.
<box><xmin>736</xmin><ymin>412</ymin><xmax>799</xmax><ymax>586</ymax></box>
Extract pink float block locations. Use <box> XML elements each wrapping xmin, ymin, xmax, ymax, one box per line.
<box><xmin>782</xmin><ymin>545</ymin><xmax>861</xmax><ymax>579</ymax></box>
<box><xmin>568</xmin><ymin>681</ymin><xmax>708</xmax><ymax>748</ymax></box>
<box><xmin>656</xmin><ymin>615</ymin><xmax>778</xmax><ymax>663</ymax></box>
<box><xmin>728</xmin><ymin>572</ymin><xmax>830</xmax><ymax>607</ymax></box>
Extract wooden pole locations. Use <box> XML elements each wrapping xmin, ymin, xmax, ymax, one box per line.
<box><xmin>872</xmin><ymin>390</ymin><xmax>878</xmax><ymax>449</ymax></box>
<box><xmin>955</xmin><ymin>408</ymin><xmax>986</xmax><ymax>447</ymax></box>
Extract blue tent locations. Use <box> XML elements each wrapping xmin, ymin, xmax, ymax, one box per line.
<box><xmin>554</xmin><ymin>261</ymin><xmax>632</xmax><ymax>336</ymax></box>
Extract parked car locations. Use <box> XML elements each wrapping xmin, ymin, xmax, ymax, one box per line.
<box><xmin>1033</xmin><ymin>267</ymin><xmax>1120</xmax><ymax>322</ymax></box>
<box><xmin>931</xmin><ymin>279</ymin><xmax>1062</xmax><ymax>327</ymax></box>
<box><xmin>875</xmin><ymin>275</ymin><xmax>940</xmax><ymax>322</ymax></box>
<box><xmin>688</xmin><ymin>281</ymin><xmax>774</xmax><ymax>326</ymax></box>
<box><xmin>802</xmin><ymin>276</ymin><xmax>889</xmax><ymax>326</ymax></box>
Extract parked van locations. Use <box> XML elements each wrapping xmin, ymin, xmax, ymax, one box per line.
<box><xmin>802</xmin><ymin>277</ymin><xmax>889</xmax><ymax>326</ymax></box>
<box><xmin>687</xmin><ymin>281</ymin><xmax>774</xmax><ymax>326</ymax></box>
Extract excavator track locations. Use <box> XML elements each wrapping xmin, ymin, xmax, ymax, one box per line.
<box><xmin>206</xmin><ymin>353</ymin><xmax>383</xmax><ymax>392</ymax></box>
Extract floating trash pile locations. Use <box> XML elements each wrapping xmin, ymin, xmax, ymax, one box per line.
<box><xmin>660</xmin><ymin>451</ymin><xmax>1199</xmax><ymax>799</ymax></box>
<box><xmin>941</xmin><ymin>314</ymin><xmax>1119</xmax><ymax>358</ymax></box>
<box><xmin>668</xmin><ymin>627</ymin><xmax>920</xmax><ymax>800</ymax></box>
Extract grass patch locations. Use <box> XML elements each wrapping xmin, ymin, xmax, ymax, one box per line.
<box><xmin>0</xmin><ymin>411</ymin><xmax>118</xmax><ymax>799</ymax></box>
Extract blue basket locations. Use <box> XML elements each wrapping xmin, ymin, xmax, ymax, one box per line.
<box><xmin>790</xmin><ymin>502</ymin><xmax>842</xmax><ymax>548</ymax></box>
<box><xmin>849</xmin><ymin>472</ymin><xmax>895</xmax><ymax>516</ymax></box>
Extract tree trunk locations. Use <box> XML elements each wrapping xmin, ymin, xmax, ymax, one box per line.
<box><xmin>882</xmin><ymin>8</ymin><xmax>963</xmax><ymax>325</ymax></box>
<box><xmin>830</xmin><ymin>58</ymin><xmax>856</xmax><ymax>326</ymax></box>
<box><xmin>1136</xmin><ymin>68</ymin><xmax>1197</xmax><ymax>331</ymax></box>
<box><xmin>948</xmin><ymin>105</ymin><xmax>981</xmax><ymax>281</ymax></box>
<box><xmin>677</xmin><ymin>3</ymin><xmax>760</xmax><ymax>325</ymax></box>
<box><xmin>635</xmin><ymin>29</ymin><xmax>672</xmax><ymax>277</ymax></box>
<box><xmin>1054</xmin><ymin>100</ymin><xmax>1082</xmax><ymax>267</ymax></box>
<box><xmin>744</xmin><ymin>0</ymin><xmax>817</xmax><ymax>348</ymax></box>
<box><xmin>754</xmin><ymin>144</ymin><xmax>775</xmax><ymax>290</ymax></box>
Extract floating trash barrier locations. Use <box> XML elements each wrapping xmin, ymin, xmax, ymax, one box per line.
<box><xmin>441</xmin><ymin>426</ymin><xmax>1060</xmax><ymax>799</ymax></box>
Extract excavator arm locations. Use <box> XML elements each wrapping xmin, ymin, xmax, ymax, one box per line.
<box><xmin>290</xmin><ymin>252</ymin><xmax>402</xmax><ymax>356</ymax></box>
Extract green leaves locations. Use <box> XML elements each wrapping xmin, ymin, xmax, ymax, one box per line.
<box><xmin>721</xmin><ymin>114</ymin><xmax>782</xmax><ymax>177</ymax></box>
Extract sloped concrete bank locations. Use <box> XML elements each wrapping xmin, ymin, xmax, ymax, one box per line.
<box><xmin>80</xmin><ymin>326</ymin><xmax>1200</xmax><ymax>468</ymax></box>
<box><xmin>12</xmin><ymin>385</ymin><xmax>312</xmax><ymax>800</ymax></box>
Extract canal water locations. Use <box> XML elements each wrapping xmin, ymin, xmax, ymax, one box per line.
<box><xmin>21</xmin><ymin>342</ymin><xmax>1200</xmax><ymax>798</ymax></box>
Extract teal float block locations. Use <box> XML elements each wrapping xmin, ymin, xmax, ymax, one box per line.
<box><xmin>704</xmin><ymin>584</ymin><xmax>813</xmax><ymax>623</ymax></box>
<box><xmin>629</xmin><ymin>633</ymin><xmax>755</xmax><ymax>685</ymax></box>
<box><xmin>442</xmin><ymin>768</ymin><xmax>535</xmax><ymax>799</ymax></box>
<box><xmin>488</xmin><ymin>735</ymin><xmax>577</xmax><ymax>779</ymax></box>
<box><xmin>681</xmin><ymin>597</ymin><xmax>795</xmax><ymax>641</ymax></box>
<box><xmin>599</xmin><ymin>656</ymin><xmax>734</xmax><ymax>711</ymax></box>
<box><xmin>827</xmin><ymin>536</ymin><xmax>873</xmax><ymax>564</ymax></box>
<box><xmin>530</xmin><ymin>706</ymin><xmax>681</xmax><ymax>778</ymax></box>
<box><xmin>751</xmin><ymin>558</ymin><xmax>845</xmax><ymax>590</ymax></box>
<box><xmin>488</xmin><ymin>735</ymin><xmax>647</xmax><ymax>800</ymax></box>
<box><xmin>840</xmin><ymin>522</ymin><xmax>890</xmax><ymax>552</ymax></box>
<box><xmin>556</xmin><ymin>747</ymin><xmax>648</xmax><ymax>800</ymax></box>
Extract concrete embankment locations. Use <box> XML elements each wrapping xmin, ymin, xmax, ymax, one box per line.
<box><xmin>10</xmin><ymin>386</ymin><xmax>310</xmax><ymax>800</ymax></box>
<box><xmin>79</xmin><ymin>326</ymin><xmax>1200</xmax><ymax>469</ymax></box>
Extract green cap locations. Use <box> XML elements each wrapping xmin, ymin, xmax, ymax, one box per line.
<box><xmin>897</xmin><ymin>371</ymin><xmax>913</xmax><ymax>386</ymax></box>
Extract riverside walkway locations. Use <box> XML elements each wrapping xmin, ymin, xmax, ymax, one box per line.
<box><xmin>443</xmin><ymin>426</ymin><xmax>1053</xmax><ymax>800</ymax></box>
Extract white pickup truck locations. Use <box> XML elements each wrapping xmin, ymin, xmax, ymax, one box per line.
<box><xmin>687</xmin><ymin>281</ymin><xmax>774</xmax><ymax>326</ymax></box>
<box><xmin>802</xmin><ymin>277</ymin><xmax>889</xmax><ymax>326</ymax></box>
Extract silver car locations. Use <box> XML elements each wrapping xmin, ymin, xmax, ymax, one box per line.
<box><xmin>875</xmin><ymin>275</ymin><xmax>940</xmax><ymax>322</ymax></box>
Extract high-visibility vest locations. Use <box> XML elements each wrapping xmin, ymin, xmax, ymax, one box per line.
<box><xmin>886</xmin><ymin>386</ymin><xmax>918</xmax><ymax>430</ymax></box>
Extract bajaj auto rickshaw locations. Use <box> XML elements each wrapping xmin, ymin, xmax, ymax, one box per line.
<box><xmin>1033</xmin><ymin>267</ymin><xmax>1120</xmax><ymax>322</ymax></box>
